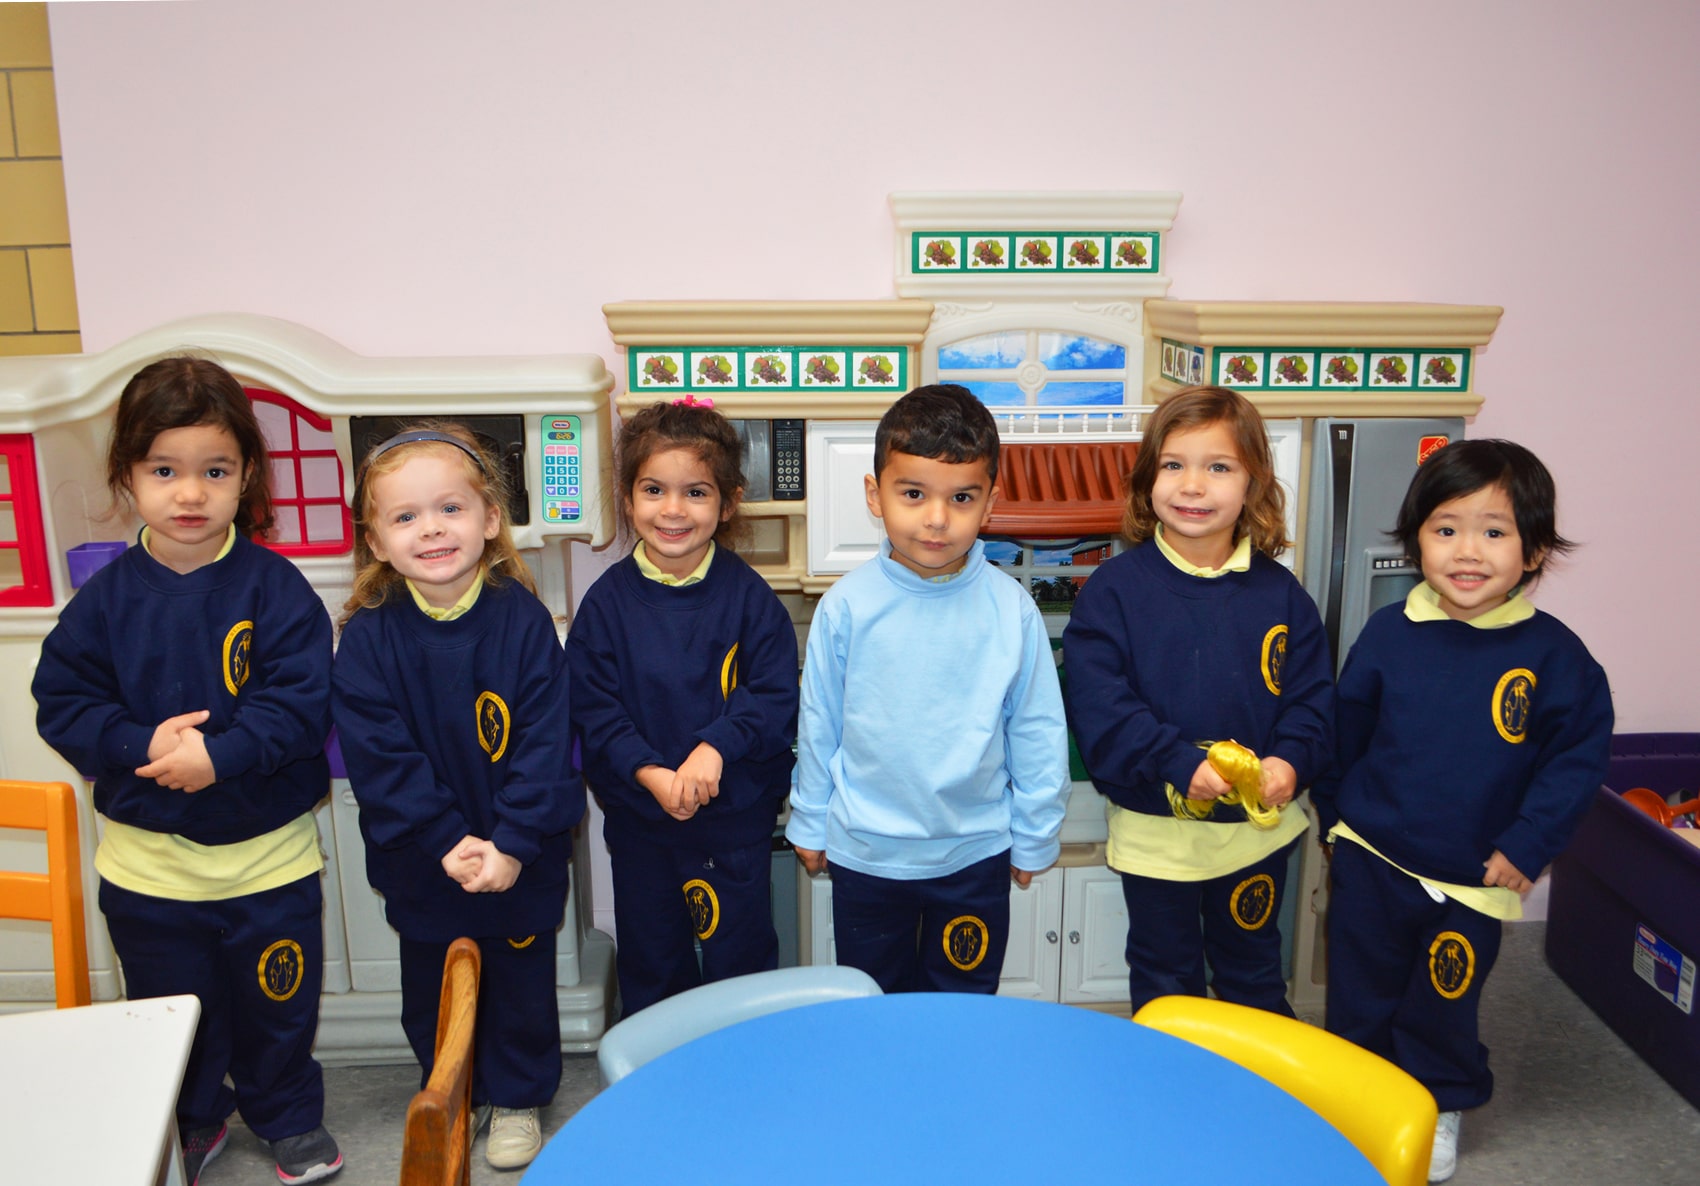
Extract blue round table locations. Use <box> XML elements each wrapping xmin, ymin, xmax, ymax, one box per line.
<box><xmin>526</xmin><ymin>994</ymin><xmax>1382</xmax><ymax>1184</ymax></box>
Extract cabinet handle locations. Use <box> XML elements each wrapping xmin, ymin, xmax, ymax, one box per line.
<box><xmin>1069</xmin><ymin>931</ymin><xmax>1081</xmax><ymax>944</ymax></box>
<box><xmin>1045</xmin><ymin>931</ymin><xmax>1058</xmax><ymax>944</ymax></box>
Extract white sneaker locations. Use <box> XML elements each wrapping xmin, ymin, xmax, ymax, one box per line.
<box><xmin>486</xmin><ymin>1106</ymin><xmax>543</xmax><ymax>1169</ymax></box>
<box><xmin>1429</xmin><ymin>1110</ymin><xmax>1461</xmax><ymax>1182</ymax></box>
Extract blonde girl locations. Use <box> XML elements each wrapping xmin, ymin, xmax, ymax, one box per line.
<box><xmin>331</xmin><ymin>424</ymin><xmax>582</xmax><ymax>1170</ymax></box>
<box><xmin>1061</xmin><ymin>386</ymin><xmax>1334</xmax><ymax>1017</ymax></box>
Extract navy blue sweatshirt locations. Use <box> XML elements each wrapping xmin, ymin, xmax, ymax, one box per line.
<box><xmin>32</xmin><ymin>533</ymin><xmax>332</xmax><ymax>845</ymax></box>
<box><xmin>567</xmin><ymin>548</ymin><xmax>798</xmax><ymax>849</ymax></box>
<box><xmin>332</xmin><ymin>580</ymin><xmax>582</xmax><ymax>941</ymax></box>
<box><xmin>1310</xmin><ymin>601</ymin><xmax>1613</xmax><ymax>884</ymax></box>
<box><xmin>1061</xmin><ymin>542</ymin><xmax>1334</xmax><ymax>821</ymax></box>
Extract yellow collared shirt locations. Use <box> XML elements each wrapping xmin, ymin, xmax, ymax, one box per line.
<box><xmin>1330</xmin><ymin>821</ymin><xmax>1522</xmax><ymax>920</ymax></box>
<box><xmin>1153</xmin><ymin>523</ymin><xmax>1253</xmax><ymax>577</ymax></box>
<box><xmin>141</xmin><ymin>523</ymin><xmax>237</xmax><ymax>564</ymax></box>
<box><xmin>1404</xmin><ymin>581</ymin><xmax>1535</xmax><ymax>628</ymax></box>
<box><xmin>407</xmin><ymin>573</ymin><xmax>485</xmax><ymax>621</ymax></box>
<box><xmin>634</xmin><ymin>541</ymin><xmax>716</xmax><ymax>587</ymax></box>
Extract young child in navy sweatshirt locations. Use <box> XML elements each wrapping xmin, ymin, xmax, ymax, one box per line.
<box><xmin>568</xmin><ymin>401</ymin><xmax>798</xmax><ymax>1016</ymax></box>
<box><xmin>1312</xmin><ymin>439</ymin><xmax>1611</xmax><ymax>1183</ymax></box>
<box><xmin>331</xmin><ymin>423</ymin><xmax>582</xmax><ymax>1171</ymax></box>
<box><xmin>33</xmin><ymin>356</ymin><xmax>341</xmax><ymax>1185</ymax></box>
<box><xmin>1063</xmin><ymin>386</ymin><xmax>1333</xmax><ymax>1019</ymax></box>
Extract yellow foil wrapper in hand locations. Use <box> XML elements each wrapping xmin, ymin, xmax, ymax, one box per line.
<box><xmin>1206</xmin><ymin>739</ymin><xmax>1281</xmax><ymax>830</ymax></box>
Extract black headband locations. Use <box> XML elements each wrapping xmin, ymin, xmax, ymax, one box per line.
<box><xmin>358</xmin><ymin>429</ymin><xmax>488</xmax><ymax>484</ymax></box>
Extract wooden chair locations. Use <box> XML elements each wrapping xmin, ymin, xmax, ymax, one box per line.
<box><xmin>1133</xmin><ymin>994</ymin><xmax>1437</xmax><ymax>1186</ymax></box>
<box><xmin>597</xmin><ymin>964</ymin><xmax>882</xmax><ymax>1086</ymax></box>
<box><xmin>399</xmin><ymin>937</ymin><xmax>482</xmax><ymax>1186</ymax></box>
<box><xmin>0</xmin><ymin>780</ymin><xmax>90</xmax><ymax>1008</ymax></box>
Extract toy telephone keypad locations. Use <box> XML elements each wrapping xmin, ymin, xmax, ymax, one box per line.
<box><xmin>541</xmin><ymin>415</ymin><xmax>582</xmax><ymax>524</ymax></box>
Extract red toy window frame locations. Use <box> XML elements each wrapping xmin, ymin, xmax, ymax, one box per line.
<box><xmin>0</xmin><ymin>434</ymin><xmax>53</xmax><ymax>607</ymax></box>
<box><xmin>249</xmin><ymin>388</ymin><xmax>352</xmax><ymax>556</ymax></box>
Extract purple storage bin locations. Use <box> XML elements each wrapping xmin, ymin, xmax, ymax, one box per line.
<box><xmin>66</xmin><ymin>540</ymin><xmax>128</xmax><ymax>588</ymax></box>
<box><xmin>1546</xmin><ymin>733</ymin><xmax>1700</xmax><ymax>1109</ymax></box>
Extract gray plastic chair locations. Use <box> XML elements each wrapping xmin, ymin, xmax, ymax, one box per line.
<box><xmin>597</xmin><ymin>965</ymin><xmax>882</xmax><ymax>1085</ymax></box>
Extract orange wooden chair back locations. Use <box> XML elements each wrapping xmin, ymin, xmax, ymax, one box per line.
<box><xmin>0</xmin><ymin>780</ymin><xmax>90</xmax><ymax>1008</ymax></box>
<box><xmin>399</xmin><ymin>937</ymin><xmax>482</xmax><ymax>1186</ymax></box>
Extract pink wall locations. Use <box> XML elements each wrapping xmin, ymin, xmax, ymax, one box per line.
<box><xmin>48</xmin><ymin>0</ymin><xmax>1700</xmax><ymax>731</ymax></box>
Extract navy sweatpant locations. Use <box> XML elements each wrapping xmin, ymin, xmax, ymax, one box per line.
<box><xmin>604</xmin><ymin>816</ymin><xmax>777</xmax><ymax>1017</ymax></box>
<box><xmin>1118</xmin><ymin>839</ymin><xmax>1299</xmax><ymax>1017</ymax></box>
<box><xmin>829</xmin><ymin>851</ymin><xmax>1011</xmax><ymax>995</ymax></box>
<box><xmin>1325</xmin><ymin>839</ymin><xmax>1502</xmax><ymax>1111</ymax></box>
<box><xmin>399</xmin><ymin>931</ymin><xmax>562</xmax><ymax>1109</ymax></box>
<box><xmin>99</xmin><ymin>873</ymin><xmax>326</xmax><ymax>1141</ymax></box>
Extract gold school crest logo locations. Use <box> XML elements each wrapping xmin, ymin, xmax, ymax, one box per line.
<box><xmin>1260</xmin><ymin>625</ymin><xmax>1288</xmax><ymax>696</ymax></box>
<box><xmin>1429</xmin><ymin>931</ymin><xmax>1475</xmax><ymax>999</ymax></box>
<box><xmin>719</xmin><ymin>643</ymin><xmax>740</xmax><ymax>700</ymax></box>
<box><xmin>257</xmin><ymin>938</ymin><xmax>304</xmax><ymax>1001</ymax></box>
<box><xmin>1492</xmin><ymin>668</ymin><xmax>1536</xmax><ymax>744</ymax></box>
<box><xmin>475</xmin><ymin>691</ymin><xmax>510</xmax><ymax>763</ymax></box>
<box><xmin>222</xmin><ymin>620</ymin><xmax>253</xmax><ymax>696</ymax></box>
<box><xmin>683</xmin><ymin>879</ymin><xmax>720</xmax><ymax>940</ymax></box>
<box><xmin>1230</xmin><ymin>873</ymin><xmax>1276</xmax><ymax>930</ymax></box>
<box><xmin>943</xmin><ymin>915</ymin><xmax>990</xmax><ymax>971</ymax></box>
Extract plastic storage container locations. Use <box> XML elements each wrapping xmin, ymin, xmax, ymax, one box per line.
<box><xmin>66</xmin><ymin>540</ymin><xmax>128</xmax><ymax>588</ymax></box>
<box><xmin>1546</xmin><ymin>733</ymin><xmax>1700</xmax><ymax>1109</ymax></box>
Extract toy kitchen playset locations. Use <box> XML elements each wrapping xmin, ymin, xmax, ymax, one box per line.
<box><xmin>0</xmin><ymin>191</ymin><xmax>1497</xmax><ymax>1043</ymax></box>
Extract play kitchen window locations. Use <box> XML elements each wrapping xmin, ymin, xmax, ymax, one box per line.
<box><xmin>937</xmin><ymin>331</ymin><xmax>1132</xmax><ymax>408</ymax></box>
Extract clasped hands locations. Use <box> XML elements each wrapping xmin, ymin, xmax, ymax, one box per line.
<box><xmin>136</xmin><ymin>709</ymin><xmax>217</xmax><ymax>792</ymax></box>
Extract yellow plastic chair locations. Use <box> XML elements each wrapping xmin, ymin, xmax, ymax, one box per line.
<box><xmin>1133</xmin><ymin>995</ymin><xmax>1436</xmax><ymax>1186</ymax></box>
<box><xmin>0</xmin><ymin>780</ymin><xmax>90</xmax><ymax>1008</ymax></box>
<box><xmin>400</xmin><ymin>937</ymin><xmax>482</xmax><ymax>1186</ymax></box>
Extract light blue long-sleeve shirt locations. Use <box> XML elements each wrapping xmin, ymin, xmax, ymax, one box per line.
<box><xmin>786</xmin><ymin>539</ymin><xmax>1071</xmax><ymax>879</ymax></box>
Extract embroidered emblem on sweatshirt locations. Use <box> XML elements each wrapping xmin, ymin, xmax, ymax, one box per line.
<box><xmin>1260</xmin><ymin>625</ymin><xmax>1288</xmax><ymax>696</ymax></box>
<box><xmin>720</xmin><ymin>643</ymin><xmax>740</xmax><ymax>700</ymax></box>
<box><xmin>1492</xmin><ymin>668</ymin><xmax>1535</xmax><ymax>744</ymax></box>
<box><xmin>943</xmin><ymin>915</ymin><xmax>990</xmax><ymax>971</ymax></box>
<box><xmin>1230</xmin><ymin>872</ymin><xmax>1275</xmax><ymax>930</ymax></box>
<box><xmin>684</xmin><ymin>879</ymin><xmax>720</xmax><ymax>940</ymax></box>
<box><xmin>476</xmin><ymin>691</ymin><xmax>511</xmax><ymax>762</ymax></box>
<box><xmin>1429</xmin><ymin>930</ymin><xmax>1475</xmax><ymax>998</ymax></box>
<box><xmin>258</xmin><ymin>938</ymin><xmax>304</xmax><ymax>1001</ymax></box>
<box><xmin>222</xmin><ymin>619</ymin><xmax>254</xmax><ymax>696</ymax></box>
<box><xmin>508</xmin><ymin>935</ymin><xmax>536</xmax><ymax>949</ymax></box>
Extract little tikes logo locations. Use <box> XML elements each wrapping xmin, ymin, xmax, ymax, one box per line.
<box><xmin>1417</xmin><ymin>435</ymin><xmax>1451</xmax><ymax>465</ymax></box>
<box><xmin>222</xmin><ymin>620</ymin><xmax>253</xmax><ymax>696</ymax></box>
<box><xmin>476</xmin><ymin>691</ymin><xmax>510</xmax><ymax>763</ymax></box>
<box><xmin>1492</xmin><ymin>668</ymin><xmax>1535</xmax><ymax>744</ymax></box>
<box><xmin>1260</xmin><ymin>625</ymin><xmax>1288</xmax><ymax>696</ymax></box>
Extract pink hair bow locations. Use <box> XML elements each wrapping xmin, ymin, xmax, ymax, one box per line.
<box><xmin>673</xmin><ymin>393</ymin><xmax>714</xmax><ymax>409</ymax></box>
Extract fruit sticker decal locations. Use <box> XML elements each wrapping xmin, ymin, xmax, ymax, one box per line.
<box><xmin>1016</xmin><ymin>237</ymin><xmax>1055</xmax><ymax>268</ymax></box>
<box><xmin>695</xmin><ymin>354</ymin><xmax>735</xmax><ymax>385</ymax></box>
<box><xmin>921</xmin><ymin>238</ymin><xmax>960</xmax><ymax>269</ymax></box>
<box><xmin>971</xmin><ymin>238</ymin><xmax>1007</xmax><ymax>268</ymax></box>
<box><xmin>854</xmin><ymin>353</ymin><xmax>896</xmax><ymax>385</ymax></box>
<box><xmin>1323</xmin><ymin>355</ymin><xmax>1362</xmax><ymax>386</ymax></box>
<box><xmin>1064</xmin><ymin>237</ymin><xmax>1103</xmax><ymax>268</ymax></box>
<box><xmin>1274</xmin><ymin>355</ymin><xmax>1311</xmax><ymax>385</ymax></box>
<box><xmin>802</xmin><ymin>354</ymin><xmax>846</xmax><ymax>387</ymax></box>
<box><xmin>747</xmin><ymin>354</ymin><xmax>789</xmax><ymax>386</ymax></box>
<box><xmin>1422</xmin><ymin>355</ymin><xmax>1462</xmax><ymax>386</ymax></box>
<box><xmin>1370</xmin><ymin>353</ymin><xmax>1416</xmax><ymax>387</ymax></box>
<box><xmin>637</xmin><ymin>353</ymin><xmax>682</xmax><ymax>387</ymax></box>
<box><xmin>1223</xmin><ymin>354</ymin><xmax>1260</xmax><ymax>385</ymax></box>
<box><xmin>1113</xmin><ymin>236</ymin><xmax>1152</xmax><ymax>268</ymax></box>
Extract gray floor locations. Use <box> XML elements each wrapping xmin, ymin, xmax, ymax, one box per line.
<box><xmin>200</xmin><ymin>923</ymin><xmax>1700</xmax><ymax>1184</ymax></box>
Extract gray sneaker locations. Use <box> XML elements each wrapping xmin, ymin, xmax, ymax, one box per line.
<box><xmin>272</xmin><ymin>1124</ymin><xmax>343</xmax><ymax>1184</ymax></box>
<box><xmin>486</xmin><ymin>1106</ymin><xmax>542</xmax><ymax>1169</ymax></box>
<box><xmin>181</xmin><ymin>1122</ymin><xmax>228</xmax><ymax>1186</ymax></box>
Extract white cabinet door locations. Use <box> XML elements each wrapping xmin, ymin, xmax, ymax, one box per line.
<box><xmin>997</xmin><ymin>868</ymin><xmax>1063</xmax><ymax>1000</ymax></box>
<box><xmin>1265</xmin><ymin>418</ymin><xmax>1302</xmax><ymax>570</ymax></box>
<box><xmin>1060</xmin><ymin>864</ymin><xmax>1131</xmax><ymax>1005</ymax></box>
<box><xmin>805</xmin><ymin>421</ymin><xmax>882</xmax><ymax>574</ymax></box>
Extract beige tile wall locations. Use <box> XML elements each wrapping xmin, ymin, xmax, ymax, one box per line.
<box><xmin>1</xmin><ymin>3</ymin><xmax>80</xmax><ymax>356</ymax></box>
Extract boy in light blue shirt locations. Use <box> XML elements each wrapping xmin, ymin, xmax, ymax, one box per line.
<box><xmin>786</xmin><ymin>384</ymin><xmax>1071</xmax><ymax>992</ymax></box>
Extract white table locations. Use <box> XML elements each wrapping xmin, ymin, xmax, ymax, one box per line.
<box><xmin>0</xmin><ymin>994</ymin><xmax>201</xmax><ymax>1186</ymax></box>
